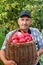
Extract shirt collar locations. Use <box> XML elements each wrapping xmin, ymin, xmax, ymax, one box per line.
<box><xmin>18</xmin><ymin>28</ymin><xmax>31</xmax><ymax>34</ymax></box>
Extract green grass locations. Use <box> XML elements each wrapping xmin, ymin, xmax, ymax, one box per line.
<box><xmin>0</xmin><ymin>27</ymin><xmax>5</xmax><ymax>65</ymax></box>
<box><xmin>0</xmin><ymin>34</ymin><xmax>5</xmax><ymax>49</ymax></box>
<box><xmin>40</xmin><ymin>55</ymin><xmax>43</xmax><ymax>65</ymax></box>
<box><xmin>0</xmin><ymin>27</ymin><xmax>5</xmax><ymax>49</ymax></box>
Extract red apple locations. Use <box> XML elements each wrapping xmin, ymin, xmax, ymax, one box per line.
<box><xmin>18</xmin><ymin>35</ymin><xmax>25</xmax><ymax>39</ymax></box>
<box><xmin>26</xmin><ymin>36</ymin><xmax>32</xmax><ymax>42</ymax></box>
<box><xmin>11</xmin><ymin>34</ymin><xmax>18</xmax><ymax>40</ymax></box>
<box><xmin>12</xmin><ymin>39</ymin><xmax>18</xmax><ymax>43</ymax></box>
<box><xmin>26</xmin><ymin>39</ymin><xmax>30</xmax><ymax>42</ymax></box>
<box><xmin>15</xmin><ymin>32</ymin><xmax>25</xmax><ymax>39</ymax></box>
<box><xmin>25</xmin><ymin>36</ymin><xmax>30</xmax><ymax>39</ymax></box>
<box><xmin>11</xmin><ymin>32</ymin><xmax>33</xmax><ymax>44</ymax></box>
<box><xmin>19</xmin><ymin>38</ymin><xmax>26</xmax><ymax>43</ymax></box>
<box><xmin>29</xmin><ymin>37</ymin><xmax>32</xmax><ymax>41</ymax></box>
<box><xmin>16</xmin><ymin>32</ymin><xmax>24</xmax><ymax>39</ymax></box>
<box><xmin>24</xmin><ymin>33</ymin><xmax>30</xmax><ymax>37</ymax></box>
<box><xmin>16</xmin><ymin>32</ymin><xmax>22</xmax><ymax>35</ymax></box>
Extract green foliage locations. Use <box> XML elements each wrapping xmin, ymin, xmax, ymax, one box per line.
<box><xmin>0</xmin><ymin>1</ymin><xmax>43</xmax><ymax>64</ymax></box>
<box><xmin>0</xmin><ymin>0</ymin><xmax>43</xmax><ymax>34</ymax></box>
<box><xmin>0</xmin><ymin>27</ymin><xmax>5</xmax><ymax>49</ymax></box>
<box><xmin>40</xmin><ymin>54</ymin><xmax>43</xmax><ymax>65</ymax></box>
<box><xmin>0</xmin><ymin>60</ymin><xmax>4</xmax><ymax>65</ymax></box>
<box><xmin>41</xmin><ymin>29</ymin><xmax>43</xmax><ymax>38</ymax></box>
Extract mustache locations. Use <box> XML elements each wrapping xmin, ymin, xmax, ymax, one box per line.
<box><xmin>22</xmin><ymin>24</ymin><xmax>28</xmax><ymax>26</ymax></box>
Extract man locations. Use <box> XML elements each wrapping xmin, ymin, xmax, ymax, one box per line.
<box><xmin>0</xmin><ymin>10</ymin><xmax>43</xmax><ymax>65</ymax></box>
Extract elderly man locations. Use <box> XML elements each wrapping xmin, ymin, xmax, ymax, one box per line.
<box><xmin>0</xmin><ymin>10</ymin><xmax>43</xmax><ymax>65</ymax></box>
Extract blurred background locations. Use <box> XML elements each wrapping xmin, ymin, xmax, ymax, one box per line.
<box><xmin>0</xmin><ymin>0</ymin><xmax>43</xmax><ymax>65</ymax></box>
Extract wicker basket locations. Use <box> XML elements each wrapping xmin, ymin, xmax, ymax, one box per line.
<box><xmin>5</xmin><ymin>40</ymin><xmax>37</xmax><ymax>65</ymax></box>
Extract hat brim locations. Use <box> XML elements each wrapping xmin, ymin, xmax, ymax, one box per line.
<box><xmin>19</xmin><ymin>14</ymin><xmax>31</xmax><ymax>18</ymax></box>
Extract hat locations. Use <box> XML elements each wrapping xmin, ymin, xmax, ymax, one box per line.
<box><xmin>19</xmin><ymin>10</ymin><xmax>31</xmax><ymax>18</ymax></box>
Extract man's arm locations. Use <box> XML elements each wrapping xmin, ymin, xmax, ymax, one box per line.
<box><xmin>35</xmin><ymin>29</ymin><xmax>43</xmax><ymax>55</ymax></box>
<box><xmin>0</xmin><ymin>50</ymin><xmax>17</xmax><ymax>65</ymax></box>
<box><xmin>34</xmin><ymin>29</ymin><xmax>43</xmax><ymax>64</ymax></box>
<box><xmin>37</xmin><ymin>48</ymin><xmax>43</xmax><ymax>56</ymax></box>
<box><xmin>0</xmin><ymin>31</ymin><xmax>17</xmax><ymax>65</ymax></box>
<box><xmin>0</xmin><ymin>50</ymin><xmax>9</xmax><ymax>64</ymax></box>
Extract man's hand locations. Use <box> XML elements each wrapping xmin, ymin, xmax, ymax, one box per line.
<box><xmin>34</xmin><ymin>51</ymin><xmax>40</xmax><ymax>65</ymax></box>
<box><xmin>35</xmin><ymin>48</ymin><xmax>43</xmax><ymax>64</ymax></box>
<box><xmin>4</xmin><ymin>60</ymin><xmax>17</xmax><ymax>65</ymax></box>
<box><xmin>0</xmin><ymin>50</ymin><xmax>17</xmax><ymax>65</ymax></box>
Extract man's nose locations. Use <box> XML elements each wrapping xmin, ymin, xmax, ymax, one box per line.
<box><xmin>23</xmin><ymin>20</ymin><xmax>27</xmax><ymax>24</ymax></box>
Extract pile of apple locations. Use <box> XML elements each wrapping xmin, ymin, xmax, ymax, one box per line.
<box><xmin>10</xmin><ymin>32</ymin><xmax>33</xmax><ymax>44</ymax></box>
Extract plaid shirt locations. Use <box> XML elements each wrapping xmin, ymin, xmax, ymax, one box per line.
<box><xmin>1</xmin><ymin>27</ymin><xmax>43</xmax><ymax>51</ymax></box>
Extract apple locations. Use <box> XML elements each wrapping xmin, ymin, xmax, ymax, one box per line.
<box><xmin>11</xmin><ymin>34</ymin><xmax>18</xmax><ymax>40</ymax></box>
<box><xmin>18</xmin><ymin>35</ymin><xmax>25</xmax><ymax>39</ymax></box>
<box><xmin>10</xmin><ymin>32</ymin><xmax>33</xmax><ymax>44</ymax></box>
<box><xmin>26</xmin><ymin>36</ymin><xmax>32</xmax><ymax>42</ymax></box>
<box><xmin>12</xmin><ymin>39</ymin><xmax>18</xmax><ymax>43</ymax></box>
<box><xmin>16</xmin><ymin>32</ymin><xmax>22</xmax><ymax>36</ymax></box>
<box><xmin>25</xmin><ymin>36</ymin><xmax>30</xmax><ymax>40</ymax></box>
<box><xmin>26</xmin><ymin>39</ymin><xmax>30</xmax><ymax>42</ymax></box>
<box><xmin>19</xmin><ymin>38</ymin><xmax>26</xmax><ymax>43</ymax></box>
<box><xmin>16</xmin><ymin>32</ymin><xmax>25</xmax><ymax>39</ymax></box>
<box><xmin>23</xmin><ymin>33</ymin><xmax>30</xmax><ymax>37</ymax></box>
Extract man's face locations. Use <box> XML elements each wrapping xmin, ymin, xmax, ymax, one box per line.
<box><xmin>18</xmin><ymin>16</ymin><xmax>32</xmax><ymax>30</ymax></box>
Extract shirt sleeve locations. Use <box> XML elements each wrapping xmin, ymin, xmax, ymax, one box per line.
<box><xmin>36</xmin><ymin>29</ymin><xmax>43</xmax><ymax>48</ymax></box>
<box><xmin>1</xmin><ymin>31</ymin><xmax>14</xmax><ymax>50</ymax></box>
<box><xmin>1</xmin><ymin>37</ymin><xmax>7</xmax><ymax>50</ymax></box>
<box><xmin>1</xmin><ymin>34</ymin><xmax>10</xmax><ymax>50</ymax></box>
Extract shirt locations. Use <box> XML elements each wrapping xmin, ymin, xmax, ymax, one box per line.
<box><xmin>1</xmin><ymin>27</ymin><xmax>43</xmax><ymax>65</ymax></box>
<box><xmin>1</xmin><ymin>27</ymin><xmax>43</xmax><ymax>50</ymax></box>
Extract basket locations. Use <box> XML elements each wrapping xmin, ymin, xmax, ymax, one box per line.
<box><xmin>5</xmin><ymin>40</ymin><xmax>37</xmax><ymax>65</ymax></box>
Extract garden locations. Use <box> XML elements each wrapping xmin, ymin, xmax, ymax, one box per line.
<box><xmin>0</xmin><ymin>0</ymin><xmax>43</xmax><ymax>65</ymax></box>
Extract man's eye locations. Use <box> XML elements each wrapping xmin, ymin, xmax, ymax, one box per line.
<box><xmin>21</xmin><ymin>19</ymin><xmax>24</xmax><ymax>21</ymax></box>
<box><xmin>26</xmin><ymin>19</ymin><xmax>29</xmax><ymax>21</ymax></box>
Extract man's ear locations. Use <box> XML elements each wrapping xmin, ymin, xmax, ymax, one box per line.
<box><xmin>17</xmin><ymin>18</ymin><xmax>20</xmax><ymax>25</ymax></box>
<box><xmin>30</xmin><ymin>19</ymin><xmax>32</xmax><ymax>25</ymax></box>
<box><xmin>17</xmin><ymin>19</ymin><xmax>19</xmax><ymax>24</ymax></box>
